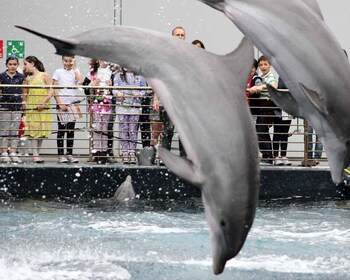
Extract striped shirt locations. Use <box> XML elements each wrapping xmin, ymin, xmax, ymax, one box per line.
<box><xmin>260</xmin><ymin>71</ymin><xmax>277</xmax><ymax>99</ymax></box>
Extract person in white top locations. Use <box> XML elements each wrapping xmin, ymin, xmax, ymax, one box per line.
<box><xmin>52</xmin><ymin>55</ymin><xmax>82</xmax><ymax>163</ymax></box>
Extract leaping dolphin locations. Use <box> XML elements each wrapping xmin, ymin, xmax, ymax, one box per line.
<box><xmin>199</xmin><ymin>0</ymin><xmax>350</xmax><ymax>183</ymax></box>
<box><xmin>15</xmin><ymin>25</ymin><xmax>260</xmax><ymax>274</ymax></box>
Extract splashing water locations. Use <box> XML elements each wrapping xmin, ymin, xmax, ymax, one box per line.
<box><xmin>0</xmin><ymin>198</ymin><xmax>349</xmax><ymax>280</ymax></box>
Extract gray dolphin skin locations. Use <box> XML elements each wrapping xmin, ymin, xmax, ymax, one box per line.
<box><xmin>113</xmin><ymin>175</ymin><xmax>136</xmax><ymax>202</ymax></box>
<box><xmin>15</xmin><ymin>25</ymin><xmax>260</xmax><ymax>274</ymax></box>
<box><xmin>199</xmin><ymin>0</ymin><xmax>350</xmax><ymax>183</ymax></box>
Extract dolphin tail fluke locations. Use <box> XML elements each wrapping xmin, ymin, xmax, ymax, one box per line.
<box><xmin>158</xmin><ymin>147</ymin><xmax>203</xmax><ymax>187</ymax></box>
<box><xmin>222</xmin><ymin>37</ymin><xmax>254</xmax><ymax>90</ymax></box>
<box><xmin>15</xmin><ymin>25</ymin><xmax>77</xmax><ymax>56</ymax></box>
<box><xmin>267</xmin><ymin>85</ymin><xmax>303</xmax><ymax>118</ymax></box>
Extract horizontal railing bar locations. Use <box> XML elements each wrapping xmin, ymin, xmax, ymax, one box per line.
<box><xmin>0</xmin><ymin>84</ymin><xmax>153</xmax><ymax>90</ymax></box>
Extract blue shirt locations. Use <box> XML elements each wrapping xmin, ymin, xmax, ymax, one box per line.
<box><xmin>0</xmin><ymin>71</ymin><xmax>25</xmax><ymax>111</ymax></box>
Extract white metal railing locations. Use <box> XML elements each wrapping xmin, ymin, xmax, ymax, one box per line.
<box><xmin>0</xmin><ymin>84</ymin><xmax>325</xmax><ymax>166</ymax></box>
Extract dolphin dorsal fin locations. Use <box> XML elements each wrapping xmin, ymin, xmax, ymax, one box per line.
<box><xmin>300</xmin><ymin>83</ymin><xmax>329</xmax><ymax>116</ymax></box>
<box><xmin>303</xmin><ymin>0</ymin><xmax>324</xmax><ymax>20</ymax></box>
<box><xmin>158</xmin><ymin>147</ymin><xmax>203</xmax><ymax>187</ymax></box>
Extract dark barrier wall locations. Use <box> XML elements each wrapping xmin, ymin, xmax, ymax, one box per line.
<box><xmin>0</xmin><ymin>166</ymin><xmax>348</xmax><ymax>200</ymax></box>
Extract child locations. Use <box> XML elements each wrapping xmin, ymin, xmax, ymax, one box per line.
<box><xmin>246</xmin><ymin>59</ymin><xmax>262</xmax><ymax>120</ymax></box>
<box><xmin>150</xmin><ymin>92</ymin><xmax>164</xmax><ymax>164</ymax></box>
<box><xmin>22</xmin><ymin>56</ymin><xmax>53</xmax><ymax>163</ymax></box>
<box><xmin>52</xmin><ymin>55</ymin><xmax>82</xmax><ymax>163</ymax></box>
<box><xmin>0</xmin><ymin>56</ymin><xmax>25</xmax><ymax>163</ymax></box>
<box><xmin>113</xmin><ymin>68</ymin><xmax>146</xmax><ymax>164</ymax></box>
<box><xmin>83</xmin><ymin>59</ymin><xmax>112</xmax><ymax>164</ymax></box>
<box><xmin>273</xmin><ymin>78</ymin><xmax>292</xmax><ymax>166</ymax></box>
<box><xmin>248</xmin><ymin>56</ymin><xmax>278</xmax><ymax>165</ymax></box>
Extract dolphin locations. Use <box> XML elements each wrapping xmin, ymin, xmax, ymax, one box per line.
<box><xmin>113</xmin><ymin>175</ymin><xmax>136</xmax><ymax>202</ymax></box>
<box><xmin>199</xmin><ymin>0</ymin><xmax>350</xmax><ymax>183</ymax></box>
<box><xmin>15</xmin><ymin>25</ymin><xmax>260</xmax><ymax>274</ymax></box>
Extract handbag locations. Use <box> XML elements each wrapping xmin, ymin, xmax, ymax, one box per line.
<box><xmin>57</xmin><ymin>104</ymin><xmax>83</xmax><ymax>124</ymax></box>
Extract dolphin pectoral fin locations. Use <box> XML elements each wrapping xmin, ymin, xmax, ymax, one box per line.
<box><xmin>158</xmin><ymin>147</ymin><xmax>203</xmax><ymax>187</ymax></box>
<box><xmin>15</xmin><ymin>25</ymin><xmax>77</xmax><ymax>56</ymax></box>
<box><xmin>299</xmin><ymin>83</ymin><xmax>329</xmax><ymax>117</ymax></box>
<box><xmin>267</xmin><ymin>85</ymin><xmax>303</xmax><ymax>118</ymax></box>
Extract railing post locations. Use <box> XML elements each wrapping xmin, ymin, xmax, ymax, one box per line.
<box><xmin>300</xmin><ymin>120</ymin><xmax>316</xmax><ymax>166</ymax></box>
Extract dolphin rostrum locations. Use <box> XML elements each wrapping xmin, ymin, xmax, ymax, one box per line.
<box><xmin>199</xmin><ymin>0</ymin><xmax>350</xmax><ymax>183</ymax></box>
<box><xmin>113</xmin><ymin>175</ymin><xmax>136</xmax><ymax>202</ymax></box>
<box><xmin>15</xmin><ymin>25</ymin><xmax>260</xmax><ymax>274</ymax></box>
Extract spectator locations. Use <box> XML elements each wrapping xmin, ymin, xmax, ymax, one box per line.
<box><xmin>113</xmin><ymin>68</ymin><xmax>146</xmax><ymax>164</ymax></box>
<box><xmin>0</xmin><ymin>56</ymin><xmax>25</xmax><ymax>163</ymax></box>
<box><xmin>151</xmin><ymin>92</ymin><xmax>164</xmax><ymax>163</ymax></box>
<box><xmin>307</xmin><ymin>125</ymin><xmax>323</xmax><ymax>165</ymax></box>
<box><xmin>138</xmin><ymin>76</ymin><xmax>152</xmax><ymax>148</ymax></box>
<box><xmin>192</xmin><ymin>39</ymin><xmax>205</xmax><ymax>49</ymax></box>
<box><xmin>22</xmin><ymin>56</ymin><xmax>53</xmax><ymax>163</ymax></box>
<box><xmin>107</xmin><ymin>63</ymin><xmax>121</xmax><ymax>161</ymax></box>
<box><xmin>273</xmin><ymin>78</ymin><xmax>292</xmax><ymax>166</ymax></box>
<box><xmin>248</xmin><ymin>55</ymin><xmax>278</xmax><ymax>165</ymax></box>
<box><xmin>83</xmin><ymin>59</ymin><xmax>113</xmax><ymax>164</ymax></box>
<box><xmin>52</xmin><ymin>55</ymin><xmax>82</xmax><ymax>163</ymax></box>
<box><xmin>246</xmin><ymin>59</ymin><xmax>262</xmax><ymax>121</ymax></box>
<box><xmin>156</xmin><ymin>26</ymin><xmax>187</xmax><ymax>157</ymax></box>
<box><xmin>172</xmin><ymin>26</ymin><xmax>186</xmax><ymax>40</ymax></box>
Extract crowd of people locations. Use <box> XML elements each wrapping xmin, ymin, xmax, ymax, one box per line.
<box><xmin>0</xmin><ymin>26</ymin><xmax>323</xmax><ymax>166</ymax></box>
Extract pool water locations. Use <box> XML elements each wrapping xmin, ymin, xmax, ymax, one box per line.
<box><xmin>0</xmin><ymin>198</ymin><xmax>349</xmax><ymax>280</ymax></box>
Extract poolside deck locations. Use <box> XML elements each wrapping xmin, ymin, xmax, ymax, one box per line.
<box><xmin>0</xmin><ymin>156</ymin><xmax>348</xmax><ymax>201</ymax></box>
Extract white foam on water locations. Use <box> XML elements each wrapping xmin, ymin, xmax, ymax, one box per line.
<box><xmin>264</xmin><ymin>228</ymin><xmax>350</xmax><ymax>244</ymax></box>
<box><xmin>0</xmin><ymin>254</ymin><xmax>131</xmax><ymax>280</ymax></box>
<box><xmin>1</xmin><ymin>237</ymin><xmax>349</xmax><ymax>279</ymax></box>
<box><xmin>148</xmin><ymin>254</ymin><xmax>350</xmax><ymax>275</ymax></box>
<box><xmin>226</xmin><ymin>254</ymin><xmax>350</xmax><ymax>274</ymax></box>
<box><xmin>251</xmin><ymin>225</ymin><xmax>350</xmax><ymax>244</ymax></box>
<box><xmin>86</xmin><ymin>220</ymin><xmax>200</xmax><ymax>234</ymax></box>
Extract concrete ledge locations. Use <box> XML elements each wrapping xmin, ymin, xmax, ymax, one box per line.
<box><xmin>0</xmin><ymin>164</ymin><xmax>348</xmax><ymax>200</ymax></box>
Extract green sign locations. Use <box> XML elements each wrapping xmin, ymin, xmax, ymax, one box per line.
<box><xmin>7</xmin><ymin>40</ymin><xmax>25</xmax><ymax>58</ymax></box>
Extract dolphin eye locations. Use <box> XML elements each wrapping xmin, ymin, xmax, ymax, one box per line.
<box><xmin>220</xmin><ymin>220</ymin><xmax>226</xmax><ymax>227</ymax></box>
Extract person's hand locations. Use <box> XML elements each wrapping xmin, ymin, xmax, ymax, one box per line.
<box><xmin>37</xmin><ymin>104</ymin><xmax>46</xmax><ymax>111</ymax></box>
<box><xmin>153</xmin><ymin>100</ymin><xmax>160</xmax><ymax>112</ymax></box>
<box><xmin>90</xmin><ymin>78</ymin><xmax>101</xmax><ymax>86</ymax></box>
<box><xmin>247</xmin><ymin>86</ymin><xmax>259</xmax><ymax>94</ymax></box>
<box><xmin>117</xmin><ymin>91</ymin><xmax>125</xmax><ymax>101</ymax></box>
<box><xmin>59</xmin><ymin>104</ymin><xmax>68</xmax><ymax>111</ymax></box>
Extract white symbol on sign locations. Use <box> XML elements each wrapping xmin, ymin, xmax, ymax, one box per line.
<box><xmin>10</xmin><ymin>44</ymin><xmax>20</xmax><ymax>54</ymax></box>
